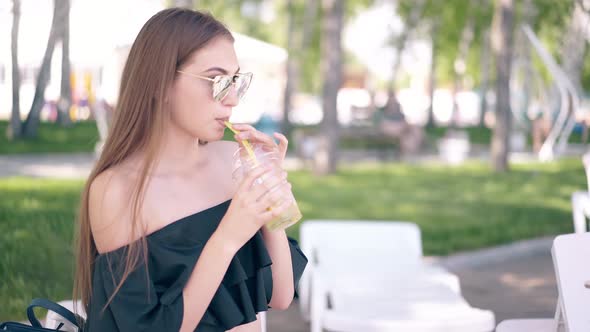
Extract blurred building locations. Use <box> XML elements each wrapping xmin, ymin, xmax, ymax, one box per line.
<box><xmin>0</xmin><ymin>0</ymin><xmax>287</xmax><ymax>125</ymax></box>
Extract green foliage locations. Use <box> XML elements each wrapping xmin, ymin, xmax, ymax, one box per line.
<box><xmin>198</xmin><ymin>0</ymin><xmax>287</xmax><ymax>47</ymax></box>
<box><xmin>530</xmin><ymin>0</ymin><xmax>573</xmax><ymax>33</ymax></box>
<box><xmin>280</xmin><ymin>0</ymin><xmax>323</xmax><ymax>93</ymax></box>
<box><xmin>290</xmin><ymin>0</ymin><xmax>375</xmax><ymax>93</ymax></box>
<box><xmin>396</xmin><ymin>0</ymin><xmax>579</xmax><ymax>88</ymax></box>
<box><xmin>202</xmin><ymin>0</ymin><xmax>374</xmax><ymax>94</ymax></box>
<box><xmin>582</xmin><ymin>49</ymin><xmax>590</xmax><ymax>91</ymax></box>
<box><xmin>397</xmin><ymin>0</ymin><xmax>489</xmax><ymax>86</ymax></box>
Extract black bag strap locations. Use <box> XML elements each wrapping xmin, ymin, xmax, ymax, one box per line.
<box><xmin>26</xmin><ymin>299</ymin><xmax>81</xmax><ymax>329</ymax></box>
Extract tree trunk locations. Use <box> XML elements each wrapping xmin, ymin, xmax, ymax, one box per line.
<box><xmin>479</xmin><ymin>28</ymin><xmax>491</xmax><ymax>126</ymax></box>
<box><xmin>519</xmin><ymin>0</ymin><xmax>536</xmax><ymax>130</ymax></box>
<box><xmin>282</xmin><ymin>0</ymin><xmax>318</xmax><ymax>137</ymax></box>
<box><xmin>491</xmin><ymin>0</ymin><xmax>514</xmax><ymax>172</ymax></box>
<box><xmin>426</xmin><ymin>19</ymin><xmax>439</xmax><ymax>128</ymax></box>
<box><xmin>7</xmin><ymin>0</ymin><xmax>21</xmax><ymax>140</ymax></box>
<box><xmin>22</xmin><ymin>0</ymin><xmax>65</xmax><ymax>137</ymax></box>
<box><xmin>318</xmin><ymin>0</ymin><xmax>343</xmax><ymax>175</ymax></box>
<box><xmin>451</xmin><ymin>5</ymin><xmax>475</xmax><ymax>127</ymax></box>
<box><xmin>560</xmin><ymin>1</ymin><xmax>588</xmax><ymax>145</ymax></box>
<box><xmin>387</xmin><ymin>0</ymin><xmax>424</xmax><ymax>112</ymax></box>
<box><xmin>57</xmin><ymin>0</ymin><xmax>71</xmax><ymax>126</ymax></box>
<box><xmin>282</xmin><ymin>0</ymin><xmax>297</xmax><ymax>137</ymax></box>
<box><xmin>388</xmin><ymin>0</ymin><xmax>423</xmax><ymax>90</ymax></box>
<box><xmin>302</xmin><ymin>0</ymin><xmax>318</xmax><ymax>48</ymax></box>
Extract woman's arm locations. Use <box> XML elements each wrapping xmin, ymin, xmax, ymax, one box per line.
<box><xmin>179</xmin><ymin>230</ymin><xmax>238</xmax><ymax>332</ymax></box>
<box><xmin>261</xmin><ymin>228</ymin><xmax>295</xmax><ymax>310</ymax></box>
<box><xmin>224</xmin><ymin>126</ymin><xmax>298</xmax><ymax>310</ymax></box>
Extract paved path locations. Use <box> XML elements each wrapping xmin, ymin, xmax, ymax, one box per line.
<box><xmin>0</xmin><ymin>153</ymin><xmax>94</xmax><ymax>179</ymax></box>
<box><xmin>0</xmin><ymin>148</ymin><xmax>560</xmax><ymax>179</ymax></box>
<box><xmin>439</xmin><ymin>237</ymin><xmax>557</xmax><ymax>324</ymax></box>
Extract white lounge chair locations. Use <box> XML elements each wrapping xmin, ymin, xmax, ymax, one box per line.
<box><xmin>299</xmin><ymin>220</ymin><xmax>495</xmax><ymax>332</ymax></box>
<box><xmin>299</xmin><ymin>220</ymin><xmax>462</xmax><ymax>321</ymax></box>
<box><xmin>570</xmin><ymin>152</ymin><xmax>590</xmax><ymax>233</ymax></box>
<box><xmin>496</xmin><ymin>232</ymin><xmax>590</xmax><ymax>332</ymax></box>
<box><xmin>311</xmin><ymin>272</ymin><xmax>494</xmax><ymax>332</ymax></box>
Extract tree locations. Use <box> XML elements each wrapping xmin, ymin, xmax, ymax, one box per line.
<box><xmin>387</xmin><ymin>0</ymin><xmax>425</xmax><ymax>110</ymax></box>
<box><xmin>516</xmin><ymin>0</ymin><xmax>536</xmax><ymax>130</ymax></box>
<box><xmin>282</xmin><ymin>0</ymin><xmax>298</xmax><ymax>137</ymax></box>
<box><xmin>189</xmin><ymin>1</ymin><xmax>273</xmax><ymax>42</ymax></box>
<box><xmin>22</xmin><ymin>0</ymin><xmax>68</xmax><ymax>137</ymax></box>
<box><xmin>479</xmin><ymin>27</ymin><xmax>491</xmax><ymax>126</ymax></box>
<box><xmin>426</xmin><ymin>18</ymin><xmax>439</xmax><ymax>128</ymax></box>
<box><xmin>57</xmin><ymin>0</ymin><xmax>71</xmax><ymax>126</ymax></box>
<box><xmin>169</xmin><ymin>0</ymin><xmax>195</xmax><ymax>8</ymax></box>
<box><xmin>491</xmin><ymin>0</ymin><xmax>514</xmax><ymax>172</ymax></box>
<box><xmin>7</xmin><ymin>0</ymin><xmax>21</xmax><ymax>140</ymax></box>
<box><xmin>561</xmin><ymin>0</ymin><xmax>588</xmax><ymax>97</ymax></box>
<box><xmin>396</xmin><ymin>0</ymin><xmax>492</xmax><ymax>130</ymax></box>
<box><xmin>450</xmin><ymin>0</ymin><xmax>476</xmax><ymax>126</ymax></box>
<box><xmin>282</xmin><ymin>0</ymin><xmax>319</xmax><ymax>136</ymax></box>
<box><xmin>318</xmin><ymin>0</ymin><xmax>343</xmax><ymax>175</ymax></box>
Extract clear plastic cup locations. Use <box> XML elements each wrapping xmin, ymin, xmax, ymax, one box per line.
<box><xmin>232</xmin><ymin>143</ymin><xmax>302</xmax><ymax>231</ymax></box>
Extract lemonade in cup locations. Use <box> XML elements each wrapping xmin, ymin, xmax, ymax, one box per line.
<box><xmin>225</xmin><ymin>122</ymin><xmax>302</xmax><ymax>231</ymax></box>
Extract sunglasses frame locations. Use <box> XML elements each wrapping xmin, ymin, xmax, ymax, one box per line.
<box><xmin>176</xmin><ymin>70</ymin><xmax>253</xmax><ymax>102</ymax></box>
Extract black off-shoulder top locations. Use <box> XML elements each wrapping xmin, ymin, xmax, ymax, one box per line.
<box><xmin>85</xmin><ymin>199</ymin><xmax>308</xmax><ymax>332</ymax></box>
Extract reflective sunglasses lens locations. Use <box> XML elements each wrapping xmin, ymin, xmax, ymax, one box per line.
<box><xmin>235</xmin><ymin>74</ymin><xmax>252</xmax><ymax>100</ymax></box>
<box><xmin>213</xmin><ymin>76</ymin><xmax>233</xmax><ymax>101</ymax></box>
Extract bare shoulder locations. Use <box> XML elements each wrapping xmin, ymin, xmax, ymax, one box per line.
<box><xmin>88</xmin><ymin>167</ymin><xmax>137</xmax><ymax>254</ymax></box>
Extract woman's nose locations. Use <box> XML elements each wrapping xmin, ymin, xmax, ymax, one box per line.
<box><xmin>221</xmin><ymin>85</ymin><xmax>239</xmax><ymax>107</ymax></box>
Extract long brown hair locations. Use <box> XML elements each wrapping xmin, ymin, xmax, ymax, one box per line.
<box><xmin>73</xmin><ymin>8</ymin><xmax>233</xmax><ymax>315</ymax></box>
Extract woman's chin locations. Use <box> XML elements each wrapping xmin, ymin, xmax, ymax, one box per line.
<box><xmin>204</xmin><ymin>131</ymin><xmax>225</xmax><ymax>142</ymax></box>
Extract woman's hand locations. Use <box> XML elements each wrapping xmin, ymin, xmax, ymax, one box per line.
<box><xmin>229</xmin><ymin>124</ymin><xmax>288</xmax><ymax>164</ymax></box>
<box><xmin>216</xmin><ymin>164</ymin><xmax>293</xmax><ymax>252</ymax></box>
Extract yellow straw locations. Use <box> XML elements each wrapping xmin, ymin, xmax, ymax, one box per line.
<box><xmin>224</xmin><ymin>121</ymin><xmax>259</xmax><ymax>165</ymax></box>
<box><xmin>226</xmin><ymin>121</ymin><xmax>271</xmax><ymax>211</ymax></box>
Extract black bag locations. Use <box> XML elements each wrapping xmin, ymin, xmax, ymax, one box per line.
<box><xmin>0</xmin><ymin>299</ymin><xmax>84</xmax><ymax>331</ymax></box>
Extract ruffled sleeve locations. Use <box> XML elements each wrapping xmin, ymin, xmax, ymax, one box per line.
<box><xmin>94</xmin><ymin>239</ymin><xmax>204</xmax><ymax>332</ymax></box>
<box><xmin>288</xmin><ymin>236</ymin><xmax>308</xmax><ymax>298</ymax></box>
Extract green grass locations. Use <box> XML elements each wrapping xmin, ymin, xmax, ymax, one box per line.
<box><xmin>0</xmin><ymin>121</ymin><xmax>99</xmax><ymax>154</ymax></box>
<box><xmin>0</xmin><ymin>158</ymin><xmax>584</xmax><ymax>321</ymax></box>
<box><xmin>426</xmin><ymin>125</ymin><xmax>586</xmax><ymax>146</ymax></box>
<box><xmin>0</xmin><ymin>178</ymin><xmax>83</xmax><ymax>322</ymax></box>
<box><xmin>425</xmin><ymin>126</ymin><xmax>493</xmax><ymax>145</ymax></box>
<box><xmin>287</xmin><ymin>159</ymin><xmax>582</xmax><ymax>255</ymax></box>
<box><xmin>1</xmin><ymin>119</ymin><xmax>586</xmax><ymax>155</ymax></box>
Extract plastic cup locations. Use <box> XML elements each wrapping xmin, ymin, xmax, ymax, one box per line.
<box><xmin>232</xmin><ymin>143</ymin><xmax>302</xmax><ymax>231</ymax></box>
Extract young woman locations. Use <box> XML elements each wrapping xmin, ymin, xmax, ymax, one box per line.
<box><xmin>74</xmin><ymin>8</ymin><xmax>307</xmax><ymax>332</ymax></box>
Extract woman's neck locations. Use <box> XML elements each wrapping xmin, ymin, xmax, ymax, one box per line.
<box><xmin>123</xmin><ymin>127</ymin><xmax>208</xmax><ymax>178</ymax></box>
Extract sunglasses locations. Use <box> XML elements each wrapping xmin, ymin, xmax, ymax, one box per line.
<box><xmin>177</xmin><ymin>70</ymin><xmax>253</xmax><ymax>102</ymax></box>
